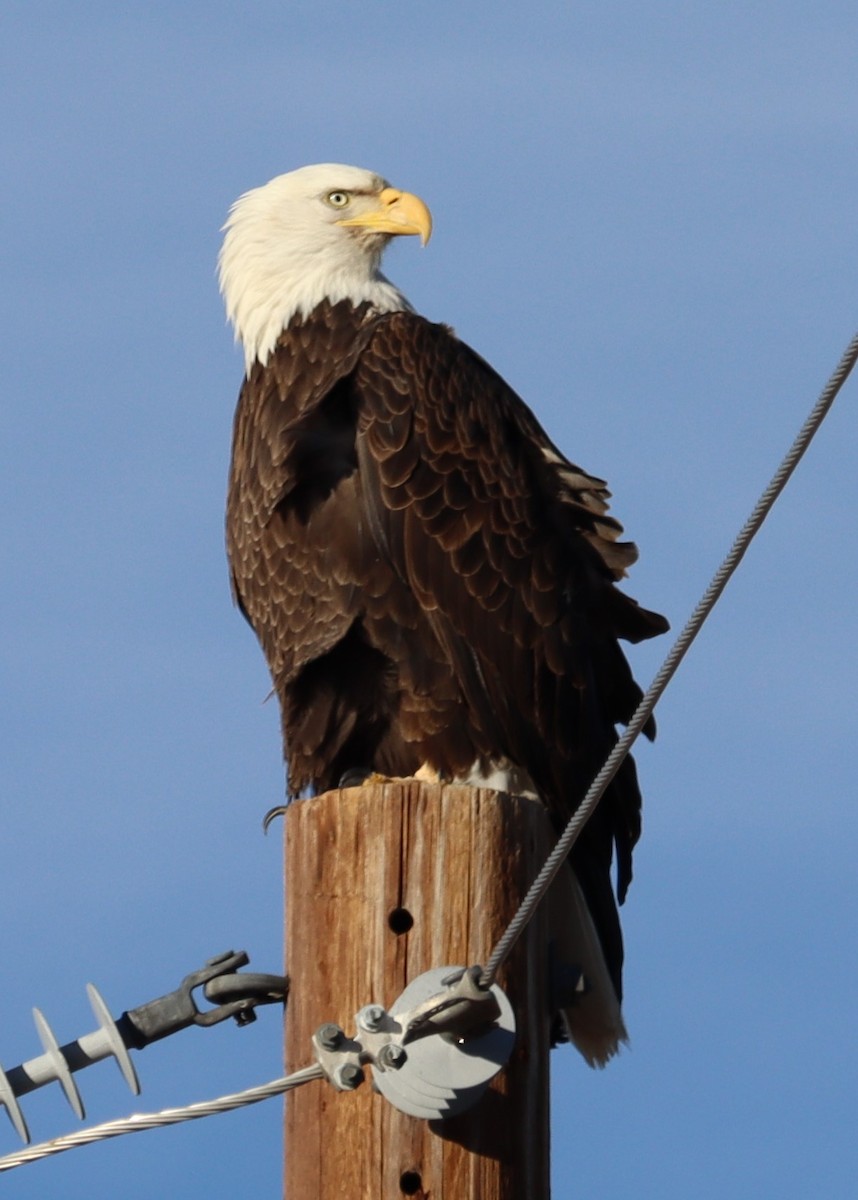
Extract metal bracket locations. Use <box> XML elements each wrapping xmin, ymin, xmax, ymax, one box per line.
<box><xmin>399</xmin><ymin>966</ymin><xmax>502</xmax><ymax>1043</ymax></box>
<box><xmin>0</xmin><ymin>950</ymin><xmax>288</xmax><ymax>1143</ymax></box>
<box><xmin>312</xmin><ymin>965</ymin><xmax>515</xmax><ymax>1121</ymax></box>
<box><xmin>118</xmin><ymin>950</ymin><xmax>287</xmax><ymax>1046</ymax></box>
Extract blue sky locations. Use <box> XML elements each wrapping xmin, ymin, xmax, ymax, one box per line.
<box><xmin>1</xmin><ymin>2</ymin><xmax>856</xmax><ymax>1195</ymax></box>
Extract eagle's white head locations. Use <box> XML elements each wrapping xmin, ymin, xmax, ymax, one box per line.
<box><xmin>218</xmin><ymin>163</ymin><xmax>432</xmax><ymax>372</ymax></box>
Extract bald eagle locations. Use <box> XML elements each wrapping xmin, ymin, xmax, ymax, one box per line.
<box><xmin>220</xmin><ymin>164</ymin><xmax>667</xmax><ymax>1064</ymax></box>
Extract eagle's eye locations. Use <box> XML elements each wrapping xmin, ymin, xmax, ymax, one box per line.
<box><xmin>326</xmin><ymin>191</ymin><xmax>351</xmax><ymax>208</ymax></box>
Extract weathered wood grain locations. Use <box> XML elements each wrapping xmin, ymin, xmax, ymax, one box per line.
<box><xmin>283</xmin><ymin>781</ymin><xmax>553</xmax><ymax>1199</ymax></box>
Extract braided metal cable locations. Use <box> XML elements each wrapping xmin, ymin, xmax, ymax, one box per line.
<box><xmin>0</xmin><ymin>1064</ymin><xmax>324</xmax><ymax>1175</ymax></box>
<box><xmin>481</xmin><ymin>328</ymin><xmax>858</xmax><ymax>988</ymax></box>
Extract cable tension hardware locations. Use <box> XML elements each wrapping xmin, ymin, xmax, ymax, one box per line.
<box><xmin>312</xmin><ymin>965</ymin><xmax>515</xmax><ymax>1120</ymax></box>
<box><xmin>0</xmin><ymin>950</ymin><xmax>288</xmax><ymax>1144</ymax></box>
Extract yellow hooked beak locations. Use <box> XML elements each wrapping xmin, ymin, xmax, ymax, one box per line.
<box><xmin>337</xmin><ymin>187</ymin><xmax>432</xmax><ymax>245</ymax></box>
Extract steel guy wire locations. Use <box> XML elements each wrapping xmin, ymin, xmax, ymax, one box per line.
<box><xmin>0</xmin><ymin>1064</ymin><xmax>324</xmax><ymax>1175</ymax></box>
<box><xmin>481</xmin><ymin>327</ymin><xmax>858</xmax><ymax>989</ymax></box>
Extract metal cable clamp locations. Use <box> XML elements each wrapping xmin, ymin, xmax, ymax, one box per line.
<box><xmin>312</xmin><ymin>965</ymin><xmax>515</xmax><ymax>1120</ymax></box>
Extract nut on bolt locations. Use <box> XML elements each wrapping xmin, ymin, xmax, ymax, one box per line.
<box><xmin>357</xmin><ymin>1004</ymin><xmax>386</xmax><ymax>1032</ymax></box>
<box><xmin>317</xmin><ymin>1023</ymin><xmax>344</xmax><ymax>1050</ymax></box>
<box><xmin>335</xmin><ymin>1063</ymin><xmax>365</xmax><ymax>1090</ymax></box>
<box><xmin>377</xmin><ymin>1043</ymin><xmax>407</xmax><ymax>1070</ymax></box>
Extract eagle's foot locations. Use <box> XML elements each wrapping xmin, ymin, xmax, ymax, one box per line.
<box><xmin>338</xmin><ymin>764</ymin><xmax>443</xmax><ymax>789</ymax></box>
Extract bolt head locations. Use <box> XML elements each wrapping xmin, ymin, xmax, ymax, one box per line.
<box><xmin>336</xmin><ymin>1063</ymin><xmax>365</xmax><ymax>1090</ymax></box>
<box><xmin>317</xmin><ymin>1023</ymin><xmax>344</xmax><ymax>1050</ymax></box>
<box><xmin>358</xmin><ymin>1004</ymin><xmax>386</xmax><ymax>1032</ymax></box>
<box><xmin>378</xmin><ymin>1043</ymin><xmax>407</xmax><ymax>1070</ymax></box>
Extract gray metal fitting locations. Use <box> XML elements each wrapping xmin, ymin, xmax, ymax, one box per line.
<box><xmin>372</xmin><ymin>966</ymin><xmax>515</xmax><ymax>1121</ymax></box>
<box><xmin>335</xmin><ymin>1063</ymin><xmax>365</xmax><ymax>1091</ymax></box>
<box><xmin>316</xmin><ymin>1023</ymin><xmax>344</xmax><ymax>1051</ymax></box>
<box><xmin>376</xmin><ymin>1043</ymin><xmax>407</xmax><ymax>1071</ymax></box>
<box><xmin>356</xmin><ymin>1004</ymin><xmax>386</xmax><ymax>1033</ymax></box>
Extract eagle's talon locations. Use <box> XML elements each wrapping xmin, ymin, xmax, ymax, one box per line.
<box><xmin>262</xmin><ymin>805</ymin><xmax>288</xmax><ymax>833</ymax></box>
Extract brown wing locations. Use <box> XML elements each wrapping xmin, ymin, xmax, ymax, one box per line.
<box><xmin>228</xmin><ymin>304</ymin><xmax>371</xmax><ymax>678</ymax></box>
<box><xmin>227</xmin><ymin>301</ymin><xmax>482</xmax><ymax>793</ymax></box>
<box><xmin>350</xmin><ymin>312</ymin><xmax>668</xmax><ymax>995</ymax></box>
<box><xmin>226</xmin><ymin>301</ymin><xmax>400</xmax><ymax>786</ymax></box>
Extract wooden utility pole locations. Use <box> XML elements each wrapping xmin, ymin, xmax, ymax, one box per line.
<box><xmin>283</xmin><ymin>781</ymin><xmax>554</xmax><ymax>1199</ymax></box>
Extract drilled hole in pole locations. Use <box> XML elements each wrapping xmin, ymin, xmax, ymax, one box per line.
<box><xmin>399</xmin><ymin>1169</ymin><xmax>422</xmax><ymax>1195</ymax></box>
<box><xmin>388</xmin><ymin>907</ymin><xmax>414</xmax><ymax>935</ymax></box>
